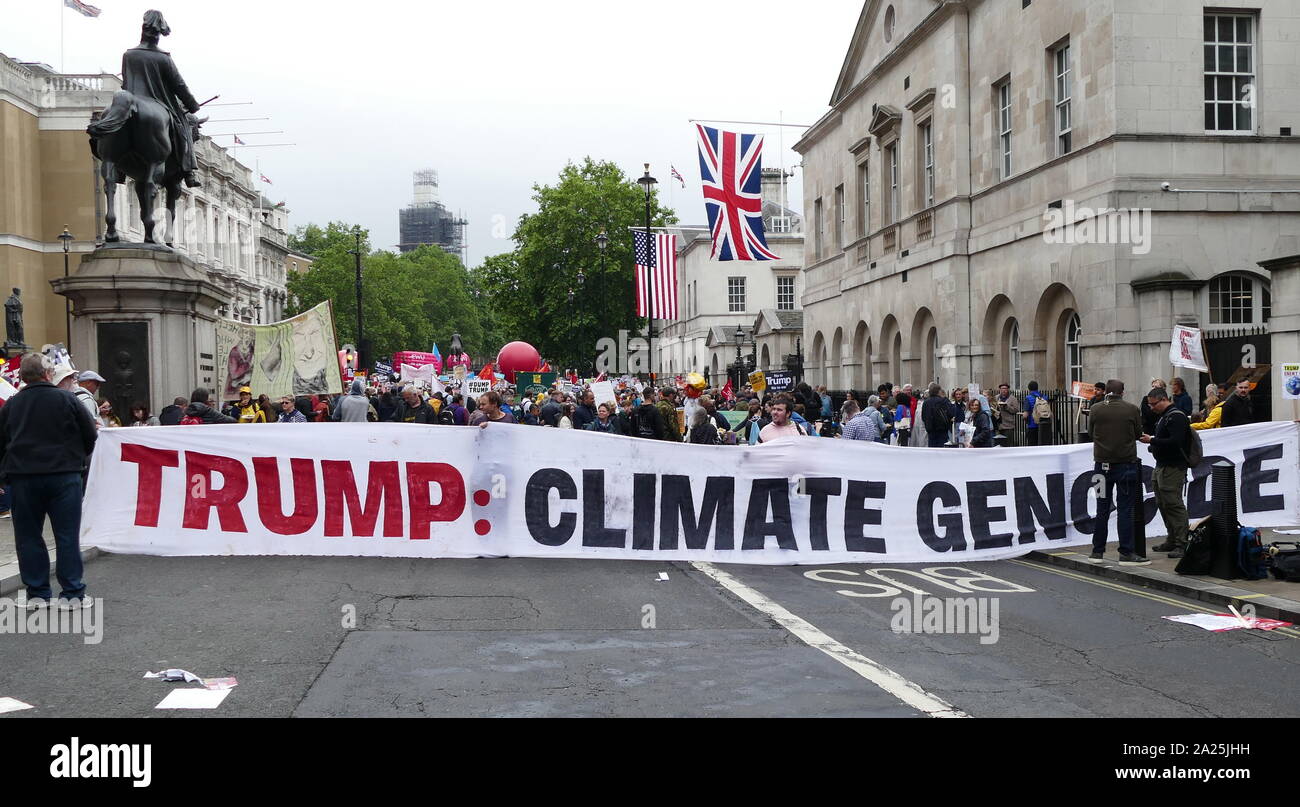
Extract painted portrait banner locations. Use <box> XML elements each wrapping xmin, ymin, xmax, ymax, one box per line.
<box><xmin>215</xmin><ymin>301</ymin><xmax>343</xmax><ymax>401</ymax></box>
<box><xmin>84</xmin><ymin>422</ymin><xmax>1300</xmax><ymax>565</ymax></box>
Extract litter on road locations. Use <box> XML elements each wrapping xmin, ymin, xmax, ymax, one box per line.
<box><xmin>0</xmin><ymin>697</ymin><xmax>33</xmax><ymax>714</ymax></box>
<box><xmin>1162</xmin><ymin>613</ymin><xmax>1293</xmax><ymax>632</ymax></box>
<box><xmin>156</xmin><ymin>688</ymin><xmax>231</xmax><ymax>710</ymax></box>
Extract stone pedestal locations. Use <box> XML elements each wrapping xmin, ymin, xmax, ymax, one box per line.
<box><xmin>1260</xmin><ymin>241</ymin><xmax>1300</xmax><ymax>422</ymax></box>
<box><xmin>50</xmin><ymin>246</ymin><xmax>231</xmax><ymax>417</ymax></box>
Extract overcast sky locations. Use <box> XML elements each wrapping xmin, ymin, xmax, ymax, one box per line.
<box><xmin>7</xmin><ymin>0</ymin><xmax>856</xmax><ymax>266</ymax></box>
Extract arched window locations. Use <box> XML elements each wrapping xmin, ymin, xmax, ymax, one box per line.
<box><xmin>1065</xmin><ymin>313</ymin><xmax>1082</xmax><ymax>386</ymax></box>
<box><xmin>1009</xmin><ymin>321</ymin><xmax>1022</xmax><ymax>391</ymax></box>
<box><xmin>1208</xmin><ymin>273</ymin><xmax>1271</xmax><ymax>325</ymax></box>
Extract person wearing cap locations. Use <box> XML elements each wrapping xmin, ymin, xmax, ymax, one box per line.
<box><xmin>0</xmin><ymin>354</ymin><xmax>97</xmax><ymax>608</ymax></box>
<box><xmin>183</xmin><ymin>387</ymin><xmax>236</xmax><ymax>424</ymax></box>
<box><xmin>232</xmin><ymin>386</ymin><xmax>265</xmax><ymax>423</ymax></box>
<box><xmin>72</xmin><ymin>370</ymin><xmax>103</xmax><ymax>424</ymax></box>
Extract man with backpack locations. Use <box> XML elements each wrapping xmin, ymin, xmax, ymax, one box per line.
<box><xmin>630</xmin><ymin>398</ymin><xmax>666</xmax><ymax>440</ymax></box>
<box><xmin>1141</xmin><ymin>387</ymin><xmax>1194</xmax><ymax>559</ymax></box>
<box><xmin>920</xmin><ymin>383</ymin><xmax>952</xmax><ymax>448</ymax></box>
<box><xmin>1024</xmin><ymin>381</ymin><xmax>1051</xmax><ymax>446</ymax></box>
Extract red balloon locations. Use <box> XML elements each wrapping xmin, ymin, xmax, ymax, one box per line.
<box><xmin>495</xmin><ymin>341</ymin><xmax>542</xmax><ymax>383</ymax></box>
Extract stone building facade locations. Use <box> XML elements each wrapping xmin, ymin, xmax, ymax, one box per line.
<box><xmin>794</xmin><ymin>0</ymin><xmax>1300</xmax><ymax>417</ymax></box>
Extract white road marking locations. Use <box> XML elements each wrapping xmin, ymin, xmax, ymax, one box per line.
<box><xmin>691</xmin><ymin>561</ymin><xmax>970</xmax><ymax>718</ymax></box>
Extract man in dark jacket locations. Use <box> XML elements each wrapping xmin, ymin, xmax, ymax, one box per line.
<box><xmin>573</xmin><ymin>390</ymin><xmax>598</xmax><ymax>430</ymax></box>
<box><xmin>395</xmin><ymin>387</ymin><xmax>436</xmax><ymax>424</ymax></box>
<box><xmin>1220</xmin><ymin>379</ymin><xmax>1254</xmax><ymax>427</ymax></box>
<box><xmin>184</xmin><ymin>387</ymin><xmax>236</xmax><ymax>424</ymax></box>
<box><xmin>158</xmin><ymin>396</ymin><xmax>187</xmax><ymax>425</ymax></box>
<box><xmin>630</xmin><ymin>400</ymin><xmax>666</xmax><ymax>440</ymax></box>
<box><xmin>0</xmin><ymin>355</ymin><xmax>98</xmax><ymax>607</ymax></box>
<box><xmin>1141</xmin><ymin>388</ymin><xmax>1191</xmax><ymax>558</ymax></box>
<box><xmin>538</xmin><ymin>390</ymin><xmax>563</xmax><ymax>428</ymax></box>
<box><xmin>1087</xmin><ymin>379</ymin><xmax>1148</xmax><ymax>565</ymax></box>
<box><xmin>920</xmin><ymin>383</ymin><xmax>952</xmax><ymax>447</ymax></box>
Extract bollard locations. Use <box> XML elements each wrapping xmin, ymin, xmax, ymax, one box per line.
<box><xmin>1209</xmin><ymin>460</ymin><xmax>1239</xmax><ymax>580</ymax></box>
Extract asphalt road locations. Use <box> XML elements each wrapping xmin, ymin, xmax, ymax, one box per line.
<box><xmin>1</xmin><ymin>552</ymin><xmax>1296</xmax><ymax>717</ymax></box>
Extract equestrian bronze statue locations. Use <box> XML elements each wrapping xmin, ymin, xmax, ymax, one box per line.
<box><xmin>87</xmin><ymin>9</ymin><xmax>206</xmax><ymax>248</ymax></box>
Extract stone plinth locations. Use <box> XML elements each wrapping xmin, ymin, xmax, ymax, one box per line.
<box><xmin>50</xmin><ymin>246</ymin><xmax>232</xmax><ymax>416</ymax></box>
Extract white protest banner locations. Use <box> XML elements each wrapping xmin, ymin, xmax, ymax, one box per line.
<box><xmin>591</xmin><ymin>380</ymin><xmax>617</xmax><ymax>408</ymax></box>
<box><xmin>84</xmin><ymin>423</ymin><xmax>1300</xmax><ymax>564</ymax></box>
<box><xmin>400</xmin><ymin>363</ymin><xmax>435</xmax><ymax>387</ymax></box>
<box><xmin>1282</xmin><ymin>363</ymin><xmax>1300</xmax><ymax>400</ymax></box>
<box><xmin>465</xmin><ymin>379</ymin><xmax>491</xmax><ymax>398</ymax></box>
<box><xmin>1170</xmin><ymin>325</ymin><xmax>1209</xmax><ymax>373</ymax></box>
<box><xmin>0</xmin><ymin>376</ymin><xmax>17</xmax><ymax>401</ymax></box>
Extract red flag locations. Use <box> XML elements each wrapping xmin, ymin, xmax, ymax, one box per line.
<box><xmin>594</xmin><ymin>371</ymin><xmax>607</xmax><ymax>383</ymax></box>
<box><xmin>720</xmin><ymin>378</ymin><xmax>734</xmax><ymax>401</ymax></box>
<box><xmin>478</xmin><ymin>363</ymin><xmax>494</xmax><ymax>379</ymax></box>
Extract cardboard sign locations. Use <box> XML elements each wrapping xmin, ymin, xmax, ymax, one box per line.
<box><xmin>1282</xmin><ymin>363</ymin><xmax>1300</xmax><ymax>400</ymax></box>
<box><xmin>591</xmin><ymin>380</ymin><xmax>617</xmax><ymax>409</ymax></box>
<box><xmin>748</xmin><ymin>371</ymin><xmax>766</xmax><ymax>392</ymax></box>
<box><xmin>453</xmin><ymin>364</ymin><xmax>467</xmax><ymax>382</ymax></box>
<box><xmin>1070</xmin><ymin>381</ymin><xmax>1093</xmax><ymax>400</ymax></box>
<box><xmin>464</xmin><ymin>379</ymin><xmax>491</xmax><ymax>398</ymax></box>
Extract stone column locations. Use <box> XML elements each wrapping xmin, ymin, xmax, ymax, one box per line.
<box><xmin>1260</xmin><ymin>240</ymin><xmax>1300</xmax><ymax>421</ymax></box>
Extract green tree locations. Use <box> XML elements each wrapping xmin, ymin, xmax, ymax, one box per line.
<box><xmin>479</xmin><ymin>157</ymin><xmax>677</xmax><ymax>372</ymax></box>
<box><xmin>286</xmin><ymin>222</ymin><xmax>493</xmax><ymax>364</ymax></box>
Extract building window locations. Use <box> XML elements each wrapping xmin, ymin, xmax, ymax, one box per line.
<box><xmin>777</xmin><ymin>276</ymin><xmax>795</xmax><ymax>311</ymax></box>
<box><xmin>886</xmin><ymin>144</ymin><xmax>899</xmax><ymax>224</ymax></box>
<box><xmin>1204</xmin><ymin>12</ymin><xmax>1255</xmax><ymax>133</ymax></box>
<box><xmin>728</xmin><ymin>277</ymin><xmax>746</xmax><ymax>312</ymax></box>
<box><xmin>996</xmin><ymin>79</ymin><xmax>1012</xmax><ymax>179</ymax></box>
<box><xmin>883</xmin><ymin>5</ymin><xmax>895</xmax><ymax>42</ymax></box>
<box><xmin>770</xmin><ymin>215</ymin><xmax>791</xmax><ymax>233</ymax></box>
<box><xmin>1208</xmin><ymin>273</ymin><xmax>1272</xmax><ymax>325</ymax></box>
<box><xmin>1065</xmin><ymin>313</ymin><xmax>1082</xmax><ymax>385</ymax></box>
<box><xmin>813</xmin><ymin>197</ymin><xmax>824</xmax><ymax>258</ymax></box>
<box><xmin>1053</xmin><ymin>40</ymin><xmax>1072</xmax><ymax>155</ymax></box>
<box><xmin>1009</xmin><ymin>320</ymin><xmax>1022</xmax><ymax>391</ymax></box>
<box><xmin>858</xmin><ymin>160</ymin><xmax>870</xmax><ymax>236</ymax></box>
<box><xmin>834</xmin><ymin>184</ymin><xmax>845</xmax><ymax>247</ymax></box>
<box><xmin>919</xmin><ymin>122</ymin><xmax>934</xmax><ymax>208</ymax></box>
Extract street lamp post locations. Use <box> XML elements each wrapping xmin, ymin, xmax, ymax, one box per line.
<box><xmin>734</xmin><ymin>324</ymin><xmax>745</xmax><ymax>391</ymax></box>
<box><xmin>348</xmin><ymin>227</ymin><xmax>365</xmax><ymax>367</ymax></box>
<box><xmin>59</xmin><ymin>225</ymin><xmax>73</xmax><ymax>351</ymax></box>
<box><xmin>636</xmin><ymin>164</ymin><xmax>657</xmax><ymax>382</ymax></box>
<box><xmin>595</xmin><ymin>227</ymin><xmax>608</xmax><ymax>349</ymax></box>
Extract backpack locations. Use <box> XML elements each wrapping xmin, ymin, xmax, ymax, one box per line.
<box><xmin>923</xmin><ymin>399</ymin><xmax>950</xmax><ymax>434</ymax></box>
<box><xmin>1175</xmin><ymin>518</ymin><xmax>1213</xmax><ymax>576</ymax></box>
<box><xmin>1032</xmin><ymin>394</ymin><xmax>1052</xmax><ymax>421</ymax></box>
<box><xmin>1266</xmin><ymin>542</ymin><xmax>1300</xmax><ymax>582</ymax></box>
<box><xmin>179</xmin><ymin>414</ymin><xmax>203</xmax><ymax>425</ymax></box>
<box><xmin>1238</xmin><ymin>526</ymin><xmax>1268</xmax><ymax>581</ymax></box>
<box><xmin>1183</xmin><ymin>421</ymin><xmax>1204</xmax><ymax>466</ymax></box>
<box><xmin>436</xmin><ymin>407</ymin><xmax>455</xmax><ymax>426</ymax></box>
<box><xmin>633</xmin><ymin>408</ymin><xmax>658</xmax><ymax>439</ymax></box>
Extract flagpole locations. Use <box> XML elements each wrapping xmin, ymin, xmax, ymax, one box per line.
<box><xmin>60</xmin><ymin>0</ymin><xmax>65</xmax><ymax>73</ymax></box>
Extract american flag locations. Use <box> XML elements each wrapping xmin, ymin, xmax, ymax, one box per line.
<box><xmin>695</xmin><ymin>124</ymin><xmax>780</xmax><ymax>261</ymax></box>
<box><xmin>634</xmin><ymin>230</ymin><xmax>678</xmax><ymax>320</ymax></box>
<box><xmin>64</xmin><ymin>0</ymin><xmax>101</xmax><ymax>18</ymax></box>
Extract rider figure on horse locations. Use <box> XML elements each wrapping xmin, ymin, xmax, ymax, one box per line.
<box><xmin>103</xmin><ymin>10</ymin><xmax>202</xmax><ymax>188</ymax></box>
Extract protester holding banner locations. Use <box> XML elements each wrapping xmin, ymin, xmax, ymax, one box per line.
<box><xmin>473</xmin><ymin>391</ymin><xmax>516</xmax><ymax>427</ymax></box>
<box><xmin>759</xmin><ymin>395</ymin><xmax>807</xmax><ymax>442</ymax></box>
<box><xmin>1140</xmin><ymin>387</ymin><xmax>1190</xmax><ymax>559</ymax></box>
<box><xmin>396</xmin><ymin>386</ymin><xmax>436</xmax><ymax>424</ymax></box>
<box><xmin>1087</xmin><ymin>379</ymin><xmax>1148</xmax><ymax>565</ymax></box>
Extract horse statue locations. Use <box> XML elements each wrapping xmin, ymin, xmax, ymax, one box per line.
<box><xmin>87</xmin><ymin>10</ymin><xmax>204</xmax><ymax>248</ymax></box>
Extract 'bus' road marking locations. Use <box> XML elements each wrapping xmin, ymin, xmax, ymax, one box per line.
<box><xmin>690</xmin><ymin>561</ymin><xmax>970</xmax><ymax>718</ymax></box>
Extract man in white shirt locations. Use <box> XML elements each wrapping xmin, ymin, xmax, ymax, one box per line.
<box><xmin>759</xmin><ymin>395</ymin><xmax>806</xmax><ymax>442</ymax></box>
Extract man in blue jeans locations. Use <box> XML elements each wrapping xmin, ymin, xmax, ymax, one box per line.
<box><xmin>0</xmin><ymin>356</ymin><xmax>98</xmax><ymax>608</ymax></box>
<box><xmin>1086</xmin><ymin>379</ymin><xmax>1150</xmax><ymax>565</ymax></box>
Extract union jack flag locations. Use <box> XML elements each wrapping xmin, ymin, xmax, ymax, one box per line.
<box><xmin>695</xmin><ymin>124</ymin><xmax>779</xmax><ymax>261</ymax></box>
<box><xmin>64</xmin><ymin>0</ymin><xmax>101</xmax><ymax>18</ymax></box>
<box><xmin>634</xmin><ymin>230</ymin><xmax>678</xmax><ymax>320</ymax></box>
